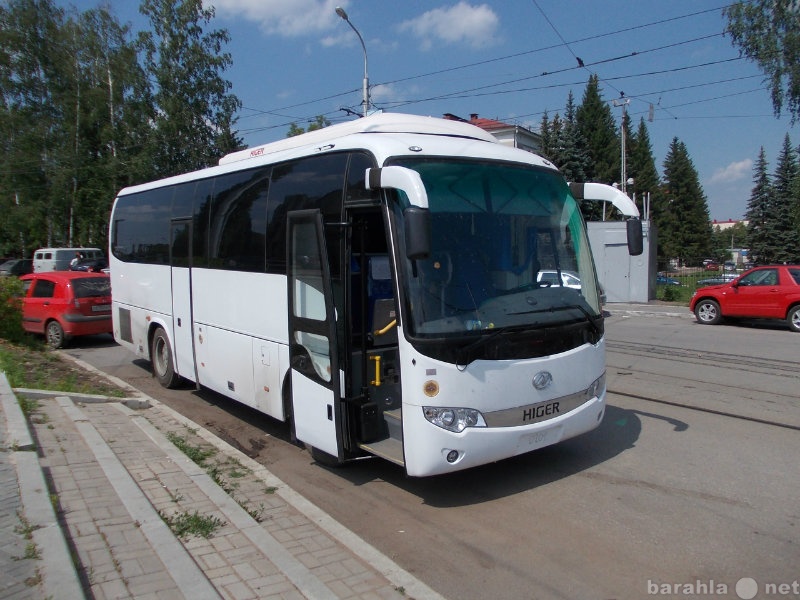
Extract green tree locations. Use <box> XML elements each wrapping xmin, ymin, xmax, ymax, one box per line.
<box><xmin>771</xmin><ymin>134</ymin><xmax>800</xmax><ymax>262</ymax></box>
<box><xmin>711</xmin><ymin>221</ymin><xmax>747</xmax><ymax>262</ymax></box>
<box><xmin>660</xmin><ymin>137</ymin><xmax>712</xmax><ymax>266</ymax></box>
<box><xmin>554</xmin><ymin>91</ymin><xmax>589</xmax><ymax>184</ymax></box>
<box><xmin>576</xmin><ymin>75</ymin><xmax>619</xmax><ymax>185</ymax></box>
<box><xmin>139</xmin><ymin>0</ymin><xmax>241</xmax><ymax>177</ymax></box>
<box><xmin>724</xmin><ymin>0</ymin><xmax>800</xmax><ymax>123</ymax></box>
<box><xmin>537</xmin><ymin>110</ymin><xmax>554</xmax><ymax>163</ymax></box>
<box><xmin>0</xmin><ymin>0</ymin><xmax>68</xmax><ymax>254</ymax></box>
<box><xmin>576</xmin><ymin>75</ymin><xmax>619</xmax><ymax>220</ymax></box>
<box><xmin>745</xmin><ymin>147</ymin><xmax>774</xmax><ymax>264</ymax></box>
<box><xmin>628</xmin><ymin>118</ymin><xmax>661</xmax><ymax>221</ymax></box>
<box><xmin>287</xmin><ymin>115</ymin><xmax>331</xmax><ymax>137</ymax></box>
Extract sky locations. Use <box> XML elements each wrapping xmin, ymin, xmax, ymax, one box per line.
<box><xmin>60</xmin><ymin>1</ymin><xmax>798</xmax><ymax>222</ymax></box>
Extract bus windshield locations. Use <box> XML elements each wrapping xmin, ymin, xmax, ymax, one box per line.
<box><xmin>390</xmin><ymin>158</ymin><xmax>602</xmax><ymax>358</ymax></box>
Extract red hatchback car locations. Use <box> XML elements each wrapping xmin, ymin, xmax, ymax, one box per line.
<box><xmin>20</xmin><ymin>271</ymin><xmax>113</xmax><ymax>348</ymax></box>
<box><xmin>690</xmin><ymin>265</ymin><xmax>800</xmax><ymax>332</ymax></box>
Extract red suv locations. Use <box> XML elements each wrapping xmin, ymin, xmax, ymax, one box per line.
<box><xmin>20</xmin><ymin>271</ymin><xmax>112</xmax><ymax>348</ymax></box>
<box><xmin>690</xmin><ymin>265</ymin><xmax>800</xmax><ymax>332</ymax></box>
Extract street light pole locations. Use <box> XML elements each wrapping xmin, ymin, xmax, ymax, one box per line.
<box><xmin>335</xmin><ymin>6</ymin><xmax>370</xmax><ymax>117</ymax></box>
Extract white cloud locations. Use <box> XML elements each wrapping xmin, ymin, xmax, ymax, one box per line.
<box><xmin>709</xmin><ymin>159</ymin><xmax>753</xmax><ymax>185</ymax></box>
<box><xmin>208</xmin><ymin>0</ymin><xmax>344</xmax><ymax>37</ymax></box>
<box><xmin>397</xmin><ymin>2</ymin><xmax>500</xmax><ymax>51</ymax></box>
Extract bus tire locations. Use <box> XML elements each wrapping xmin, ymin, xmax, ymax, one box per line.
<box><xmin>151</xmin><ymin>327</ymin><xmax>180</xmax><ymax>388</ymax></box>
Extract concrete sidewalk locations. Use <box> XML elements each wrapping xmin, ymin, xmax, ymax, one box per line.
<box><xmin>0</xmin><ymin>372</ymin><xmax>444</xmax><ymax>600</ymax></box>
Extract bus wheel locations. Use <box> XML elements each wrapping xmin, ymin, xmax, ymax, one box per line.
<box><xmin>151</xmin><ymin>327</ymin><xmax>180</xmax><ymax>388</ymax></box>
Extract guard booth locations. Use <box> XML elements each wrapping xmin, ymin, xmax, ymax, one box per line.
<box><xmin>588</xmin><ymin>220</ymin><xmax>656</xmax><ymax>303</ymax></box>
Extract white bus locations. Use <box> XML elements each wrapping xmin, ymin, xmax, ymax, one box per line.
<box><xmin>109</xmin><ymin>113</ymin><xmax>642</xmax><ymax>477</ymax></box>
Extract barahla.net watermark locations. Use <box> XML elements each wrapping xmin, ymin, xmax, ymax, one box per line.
<box><xmin>647</xmin><ymin>578</ymin><xmax>799</xmax><ymax>598</ymax></box>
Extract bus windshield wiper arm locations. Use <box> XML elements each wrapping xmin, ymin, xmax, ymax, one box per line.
<box><xmin>507</xmin><ymin>304</ymin><xmax>600</xmax><ymax>336</ymax></box>
<box><xmin>455</xmin><ymin>326</ymin><xmax>524</xmax><ymax>368</ymax></box>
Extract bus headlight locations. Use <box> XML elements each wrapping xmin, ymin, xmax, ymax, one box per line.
<box><xmin>423</xmin><ymin>407</ymin><xmax>487</xmax><ymax>433</ymax></box>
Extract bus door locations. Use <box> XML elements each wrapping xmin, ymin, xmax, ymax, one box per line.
<box><xmin>169</xmin><ymin>219</ymin><xmax>198</xmax><ymax>383</ymax></box>
<box><xmin>287</xmin><ymin>210</ymin><xmax>343</xmax><ymax>461</ymax></box>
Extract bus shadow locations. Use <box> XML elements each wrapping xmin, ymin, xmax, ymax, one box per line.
<box><xmin>333</xmin><ymin>404</ymin><xmax>659</xmax><ymax>507</ymax></box>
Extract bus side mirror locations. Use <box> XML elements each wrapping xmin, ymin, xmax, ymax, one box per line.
<box><xmin>404</xmin><ymin>207</ymin><xmax>430</xmax><ymax>260</ymax></box>
<box><xmin>627</xmin><ymin>218</ymin><xmax>643</xmax><ymax>256</ymax></box>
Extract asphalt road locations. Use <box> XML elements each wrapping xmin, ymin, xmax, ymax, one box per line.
<box><xmin>65</xmin><ymin>311</ymin><xmax>800</xmax><ymax>600</ymax></box>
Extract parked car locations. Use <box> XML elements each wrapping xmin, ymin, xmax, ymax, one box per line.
<box><xmin>33</xmin><ymin>247</ymin><xmax>104</xmax><ymax>272</ymax></box>
<box><xmin>0</xmin><ymin>258</ymin><xmax>33</xmax><ymax>277</ymax></box>
<box><xmin>69</xmin><ymin>257</ymin><xmax>108</xmax><ymax>272</ymax></box>
<box><xmin>656</xmin><ymin>273</ymin><xmax>681</xmax><ymax>286</ymax></box>
<box><xmin>535</xmin><ymin>269</ymin><xmax>606</xmax><ymax>303</ymax></box>
<box><xmin>704</xmin><ymin>262</ymin><xmax>720</xmax><ymax>271</ymax></box>
<box><xmin>723</xmin><ymin>261</ymin><xmax>737</xmax><ymax>272</ymax></box>
<box><xmin>19</xmin><ymin>271</ymin><xmax>112</xmax><ymax>348</ymax></box>
<box><xmin>690</xmin><ymin>265</ymin><xmax>800</xmax><ymax>332</ymax></box>
<box><xmin>537</xmin><ymin>269</ymin><xmax>582</xmax><ymax>289</ymax></box>
<box><xmin>696</xmin><ymin>273</ymin><xmax>739</xmax><ymax>287</ymax></box>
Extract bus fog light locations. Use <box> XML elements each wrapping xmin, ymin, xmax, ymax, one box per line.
<box><xmin>588</xmin><ymin>373</ymin><xmax>606</xmax><ymax>399</ymax></box>
<box><xmin>446</xmin><ymin>450</ymin><xmax>459</xmax><ymax>463</ymax></box>
<box><xmin>423</xmin><ymin>407</ymin><xmax>486</xmax><ymax>433</ymax></box>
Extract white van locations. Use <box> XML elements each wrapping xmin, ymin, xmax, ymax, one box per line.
<box><xmin>33</xmin><ymin>247</ymin><xmax>104</xmax><ymax>272</ymax></box>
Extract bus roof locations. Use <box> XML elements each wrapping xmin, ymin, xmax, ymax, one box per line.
<box><xmin>117</xmin><ymin>112</ymin><xmax>557</xmax><ymax>198</ymax></box>
<box><xmin>218</xmin><ymin>112</ymin><xmax>499</xmax><ymax>165</ymax></box>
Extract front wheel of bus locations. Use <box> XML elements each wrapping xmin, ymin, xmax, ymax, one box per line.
<box><xmin>151</xmin><ymin>327</ymin><xmax>180</xmax><ymax>388</ymax></box>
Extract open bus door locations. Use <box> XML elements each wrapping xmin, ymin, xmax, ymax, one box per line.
<box><xmin>287</xmin><ymin>210</ymin><xmax>344</xmax><ymax>462</ymax></box>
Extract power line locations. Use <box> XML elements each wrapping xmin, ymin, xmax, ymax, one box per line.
<box><xmin>239</xmin><ymin>5</ymin><xmax>736</xmax><ymax>128</ymax></box>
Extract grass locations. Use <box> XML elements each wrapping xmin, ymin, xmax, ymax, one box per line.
<box><xmin>159</xmin><ymin>510</ymin><xmax>225</xmax><ymax>540</ymax></box>
<box><xmin>0</xmin><ymin>339</ymin><xmax>125</xmax><ymax>397</ymax></box>
<box><xmin>165</xmin><ymin>428</ymin><xmax>268</xmax><ymax>523</ymax></box>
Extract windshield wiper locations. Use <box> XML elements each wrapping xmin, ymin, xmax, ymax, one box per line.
<box><xmin>507</xmin><ymin>304</ymin><xmax>601</xmax><ymax>337</ymax></box>
<box><xmin>455</xmin><ymin>327</ymin><xmax>519</xmax><ymax>369</ymax></box>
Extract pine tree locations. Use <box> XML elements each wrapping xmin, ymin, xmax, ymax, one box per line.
<box><xmin>537</xmin><ymin>110</ymin><xmax>554</xmax><ymax>162</ymax></box>
<box><xmin>138</xmin><ymin>0</ymin><xmax>241</xmax><ymax>178</ymax></box>
<box><xmin>575</xmin><ymin>75</ymin><xmax>619</xmax><ymax>220</ymax></box>
<box><xmin>661</xmin><ymin>138</ymin><xmax>712</xmax><ymax>266</ymax></box>
<box><xmin>575</xmin><ymin>75</ymin><xmax>619</xmax><ymax>185</ymax></box>
<box><xmin>771</xmin><ymin>134</ymin><xmax>800</xmax><ymax>262</ymax></box>
<box><xmin>628</xmin><ymin>118</ymin><xmax>661</xmax><ymax>221</ymax></box>
<box><xmin>555</xmin><ymin>91</ymin><xmax>589</xmax><ymax>184</ymax></box>
<box><xmin>745</xmin><ymin>147</ymin><xmax>774</xmax><ymax>264</ymax></box>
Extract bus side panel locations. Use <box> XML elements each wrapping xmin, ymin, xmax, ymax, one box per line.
<box><xmin>191</xmin><ymin>269</ymin><xmax>289</xmax><ymax>418</ymax></box>
<box><xmin>111</xmin><ymin>263</ymin><xmax>173</xmax><ymax>358</ymax></box>
<box><xmin>251</xmin><ymin>339</ymin><xmax>283</xmax><ymax>418</ymax></box>
<box><xmin>193</xmin><ymin>325</ymin><xmax>255</xmax><ymax>408</ymax></box>
<box><xmin>191</xmin><ymin>269</ymin><xmax>288</xmax><ymax>344</ymax></box>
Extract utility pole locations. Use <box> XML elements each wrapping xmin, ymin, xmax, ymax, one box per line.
<box><xmin>613</xmin><ymin>94</ymin><xmax>630</xmax><ymax>194</ymax></box>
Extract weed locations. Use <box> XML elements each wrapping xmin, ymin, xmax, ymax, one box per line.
<box><xmin>166</xmin><ymin>431</ymin><xmax>216</xmax><ymax>466</ymax></box>
<box><xmin>17</xmin><ymin>397</ymin><xmax>39</xmax><ymax>418</ymax></box>
<box><xmin>159</xmin><ymin>510</ymin><xmax>225</xmax><ymax>540</ymax></box>
<box><xmin>14</xmin><ymin>511</ymin><xmax>40</xmax><ymax>539</ymax></box>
